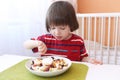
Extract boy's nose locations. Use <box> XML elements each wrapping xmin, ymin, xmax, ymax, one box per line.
<box><xmin>55</xmin><ymin>29</ymin><xmax>61</xmax><ymax>35</ymax></box>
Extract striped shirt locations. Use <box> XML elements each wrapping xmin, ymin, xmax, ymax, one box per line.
<box><xmin>32</xmin><ymin>34</ymin><xmax>88</xmax><ymax>61</ymax></box>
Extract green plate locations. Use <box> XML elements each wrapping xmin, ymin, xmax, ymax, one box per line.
<box><xmin>0</xmin><ymin>59</ymin><xmax>88</xmax><ymax>80</ymax></box>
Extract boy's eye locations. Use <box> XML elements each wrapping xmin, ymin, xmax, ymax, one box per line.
<box><xmin>60</xmin><ymin>27</ymin><xmax>65</xmax><ymax>30</ymax></box>
<box><xmin>50</xmin><ymin>27</ymin><xmax>55</xmax><ymax>30</ymax></box>
<box><xmin>49</xmin><ymin>26</ymin><xmax>66</xmax><ymax>30</ymax></box>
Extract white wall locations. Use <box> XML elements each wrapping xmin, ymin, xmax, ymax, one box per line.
<box><xmin>0</xmin><ymin>0</ymin><xmax>51</xmax><ymax>56</ymax></box>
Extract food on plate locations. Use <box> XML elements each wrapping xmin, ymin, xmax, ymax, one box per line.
<box><xmin>25</xmin><ymin>56</ymin><xmax>72</xmax><ymax>77</ymax></box>
<box><xmin>42</xmin><ymin>57</ymin><xmax>53</xmax><ymax>66</ymax></box>
<box><xmin>30</xmin><ymin>57</ymin><xmax>68</xmax><ymax>72</ymax></box>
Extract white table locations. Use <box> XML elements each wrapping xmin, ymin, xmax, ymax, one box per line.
<box><xmin>0</xmin><ymin>54</ymin><xmax>120</xmax><ymax>80</ymax></box>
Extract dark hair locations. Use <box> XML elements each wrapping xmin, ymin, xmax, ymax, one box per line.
<box><xmin>46</xmin><ymin>1</ymin><xmax>79</xmax><ymax>32</ymax></box>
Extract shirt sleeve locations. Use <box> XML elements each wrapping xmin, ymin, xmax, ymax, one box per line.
<box><xmin>31</xmin><ymin>38</ymin><xmax>38</xmax><ymax>53</ymax></box>
<box><xmin>31</xmin><ymin>35</ymin><xmax>45</xmax><ymax>53</ymax></box>
<box><xmin>79</xmin><ymin>41</ymin><xmax>88</xmax><ymax>61</ymax></box>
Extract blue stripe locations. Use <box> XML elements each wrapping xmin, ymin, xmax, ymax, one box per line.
<box><xmin>71</xmin><ymin>50</ymin><xmax>78</xmax><ymax>52</ymax></box>
<box><xmin>48</xmin><ymin>48</ymin><xmax>68</xmax><ymax>52</ymax></box>
<box><xmin>45</xmin><ymin>43</ymin><xmax>83</xmax><ymax>47</ymax></box>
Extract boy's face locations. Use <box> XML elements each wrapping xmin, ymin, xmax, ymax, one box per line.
<box><xmin>49</xmin><ymin>25</ymin><xmax>72</xmax><ymax>40</ymax></box>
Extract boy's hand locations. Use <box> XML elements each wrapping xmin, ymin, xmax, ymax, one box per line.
<box><xmin>37</xmin><ymin>41</ymin><xmax>47</xmax><ymax>54</ymax></box>
<box><xmin>89</xmin><ymin>58</ymin><xmax>103</xmax><ymax>65</ymax></box>
<box><xmin>82</xmin><ymin>57</ymin><xmax>103</xmax><ymax>65</ymax></box>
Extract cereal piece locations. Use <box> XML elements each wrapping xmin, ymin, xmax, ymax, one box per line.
<box><xmin>32</xmin><ymin>58</ymin><xmax>42</xmax><ymax>66</ymax></box>
<box><xmin>42</xmin><ymin>57</ymin><xmax>53</xmax><ymax>66</ymax></box>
